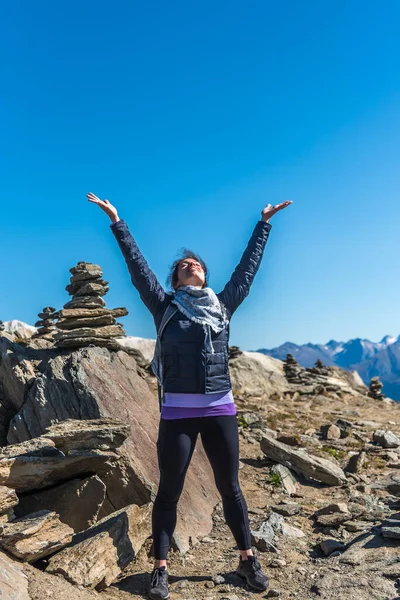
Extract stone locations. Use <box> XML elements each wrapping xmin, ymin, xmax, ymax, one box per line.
<box><xmin>270</xmin><ymin>464</ymin><xmax>299</xmax><ymax>495</ymax></box>
<box><xmin>15</xmin><ymin>475</ymin><xmax>106</xmax><ymax>533</ymax></box>
<box><xmin>57</xmin><ymin>314</ymin><xmax>116</xmax><ymax>329</ymax></box>
<box><xmin>53</xmin><ymin>324</ymin><xmax>125</xmax><ymax>341</ymax></box>
<box><xmin>373</xmin><ymin>429</ymin><xmax>400</xmax><ymax>448</ymax></box>
<box><xmin>46</xmin><ymin>502</ymin><xmax>152</xmax><ymax>590</ymax></box>
<box><xmin>271</xmin><ymin>502</ymin><xmax>300</xmax><ymax>516</ymax></box>
<box><xmin>266</xmin><ymin>590</ymin><xmax>281</xmax><ymax>598</ymax></box>
<box><xmin>345</xmin><ymin>450</ymin><xmax>366</xmax><ymax>474</ymax></box>
<box><xmin>64</xmin><ymin>296</ymin><xmax>106</xmax><ymax>309</ymax></box>
<box><xmin>320</xmin><ymin>538</ymin><xmax>346</xmax><ymax>555</ymax></box>
<box><xmin>0</xmin><ymin>485</ymin><xmax>18</xmax><ymax>515</ymax></box>
<box><xmin>336</xmin><ymin>418</ymin><xmax>353</xmax><ymax>438</ymax></box>
<box><xmin>344</xmin><ymin>520</ymin><xmax>370</xmax><ymax>532</ymax></box>
<box><xmin>250</xmin><ymin>511</ymin><xmax>285</xmax><ymax>552</ymax></box>
<box><xmin>260</xmin><ymin>434</ymin><xmax>347</xmax><ymax>486</ymax></box>
<box><xmin>316</xmin><ymin>512</ymin><xmax>352</xmax><ymax>527</ymax></box>
<box><xmin>0</xmin><ymin>550</ymin><xmax>30</xmax><ymax>600</ymax></box>
<box><xmin>281</xmin><ymin>523</ymin><xmax>305</xmax><ymax>537</ymax></box>
<box><xmin>0</xmin><ymin>437</ymin><xmax>58</xmax><ymax>458</ymax></box>
<box><xmin>316</xmin><ymin>502</ymin><xmax>349</xmax><ymax>516</ymax></box>
<box><xmin>381</xmin><ymin>519</ymin><xmax>400</xmax><ymax>540</ymax></box>
<box><xmin>0</xmin><ymin>448</ymin><xmax>119</xmax><ymax>493</ymax></box>
<box><xmin>0</xmin><ymin>510</ymin><xmax>74</xmax><ymax>561</ymax></box>
<box><xmin>41</xmin><ymin>417</ymin><xmax>130</xmax><ymax>451</ymax></box>
<box><xmin>66</xmin><ymin>281</ymin><xmax>109</xmax><ymax>297</ymax></box>
<box><xmin>320</xmin><ymin>424</ymin><xmax>341</xmax><ymax>440</ymax></box>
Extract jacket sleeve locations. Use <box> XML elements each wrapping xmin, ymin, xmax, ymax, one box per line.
<box><xmin>110</xmin><ymin>219</ymin><xmax>167</xmax><ymax>319</ymax></box>
<box><xmin>217</xmin><ymin>220</ymin><xmax>272</xmax><ymax>317</ymax></box>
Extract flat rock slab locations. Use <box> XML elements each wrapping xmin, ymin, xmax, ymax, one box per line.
<box><xmin>0</xmin><ymin>550</ymin><xmax>30</xmax><ymax>600</ymax></box>
<box><xmin>0</xmin><ymin>449</ymin><xmax>119</xmax><ymax>493</ymax></box>
<box><xmin>260</xmin><ymin>434</ymin><xmax>347</xmax><ymax>486</ymax></box>
<box><xmin>46</xmin><ymin>502</ymin><xmax>152</xmax><ymax>590</ymax></box>
<box><xmin>41</xmin><ymin>417</ymin><xmax>130</xmax><ymax>451</ymax></box>
<box><xmin>54</xmin><ymin>325</ymin><xmax>124</xmax><ymax>340</ymax></box>
<box><xmin>15</xmin><ymin>475</ymin><xmax>106</xmax><ymax>533</ymax></box>
<box><xmin>0</xmin><ymin>437</ymin><xmax>58</xmax><ymax>459</ymax></box>
<box><xmin>0</xmin><ymin>510</ymin><xmax>74</xmax><ymax>562</ymax></box>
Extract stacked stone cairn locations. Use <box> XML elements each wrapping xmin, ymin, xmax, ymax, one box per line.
<box><xmin>283</xmin><ymin>353</ymin><xmax>304</xmax><ymax>383</ymax></box>
<box><xmin>307</xmin><ymin>358</ymin><xmax>330</xmax><ymax>377</ymax></box>
<box><xmin>54</xmin><ymin>261</ymin><xmax>128</xmax><ymax>350</ymax></box>
<box><xmin>368</xmin><ymin>375</ymin><xmax>385</xmax><ymax>400</ymax></box>
<box><xmin>229</xmin><ymin>345</ymin><xmax>243</xmax><ymax>360</ymax></box>
<box><xmin>31</xmin><ymin>306</ymin><xmax>59</xmax><ymax>340</ymax></box>
<box><xmin>0</xmin><ymin>320</ymin><xmax>4</xmax><ymax>333</ymax></box>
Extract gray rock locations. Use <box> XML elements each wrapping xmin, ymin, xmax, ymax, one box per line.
<box><xmin>373</xmin><ymin>429</ymin><xmax>400</xmax><ymax>448</ymax></box>
<box><xmin>270</xmin><ymin>464</ymin><xmax>299</xmax><ymax>495</ymax></box>
<box><xmin>260</xmin><ymin>434</ymin><xmax>347</xmax><ymax>486</ymax></box>
<box><xmin>271</xmin><ymin>502</ymin><xmax>300</xmax><ymax>516</ymax></box>
<box><xmin>320</xmin><ymin>538</ymin><xmax>346</xmax><ymax>555</ymax></box>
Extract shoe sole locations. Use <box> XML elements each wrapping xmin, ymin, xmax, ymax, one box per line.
<box><xmin>148</xmin><ymin>593</ymin><xmax>170</xmax><ymax>600</ymax></box>
<box><xmin>236</xmin><ymin>571</ymin><xmax>268</xmax><ymax>592</ymax></box>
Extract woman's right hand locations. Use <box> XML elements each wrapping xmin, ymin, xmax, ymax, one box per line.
<box><xmin>87</xmin><ymin>192</ymin><xmax>120</xmax><ymax>223</ymax></box>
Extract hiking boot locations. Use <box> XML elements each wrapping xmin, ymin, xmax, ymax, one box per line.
<box><xmin>236</xmin><ymin>554</ymin><xmax>269</xmax><ymax>592</ymax></box>
<box><xmin>149</xmin><ymin>565</ymin><xmax>169</xmax><ymax>599</ymax></box>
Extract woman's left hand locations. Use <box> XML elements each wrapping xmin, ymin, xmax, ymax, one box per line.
<box><xmin>261</xmin><ymin>200</ymin><xmax>293</xmax><ymax>223</ymax></box>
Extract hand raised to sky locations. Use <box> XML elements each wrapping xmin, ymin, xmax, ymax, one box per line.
<box><xmin>87</xmin><ymin>192</ymin><xmax>120</xmax><ymax>223</ymax></box>
<box><xmin>261</xmin><ymin>200</ymin><xmax>293</xmax><ymax>223</ymax></box>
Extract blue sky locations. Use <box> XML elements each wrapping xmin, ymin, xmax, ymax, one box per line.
<box><xmin>2</xmin><ymin>0</ymin><xmax>400</xmax><ymax>349</ymax></box>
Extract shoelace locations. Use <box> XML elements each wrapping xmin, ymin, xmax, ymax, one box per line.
<box><xmin>151</xmin><ymin>567</ymin><xmax>166</xmax><ymax>587</ymax></box>
<box><xmin>249</xmin><ymin>557</ymin><xmax>262</xmax><ymax>573</ymax></box>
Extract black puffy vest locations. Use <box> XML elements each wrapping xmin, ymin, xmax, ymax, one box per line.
<box><xmin>161</xmin><ymin>304</ymin><xmax>231</xmax><ymax>394</ymax></box>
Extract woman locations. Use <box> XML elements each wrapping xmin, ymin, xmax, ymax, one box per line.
<box><xmin>87</xmin><ymin>191</ymin><xmax>292</xmax><ymax>599</ymax></box>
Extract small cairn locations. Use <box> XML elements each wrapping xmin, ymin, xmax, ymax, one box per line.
<box><xmin>283</xmin><ymin>353</ymin><xmax>304</xmax><ymax>383</ymax></box>
<box><xmin>229</xmin><ymin>345</ymin><xmax>243</xmax><ymax>360</ymax></box>
<box><xmin>31</xmin><ymin>306</ymin><xmax>59</xmax><ymax>340</ymax></box>
<box><xmin>54</xmin><ymin>261</ymin><xmax>128</xmax><ymax>350</ymax></box>
<box><xmin>307</xmin><ymin>358</ymin><xmax>330</xmax><ymax>377</ymax></box>
<box><xmin>0</xmin><ymin>320</ymin><xmax>4</xmax><ymax>334</ymax></box>
<box><xmin>368</xmin><ymin>375</ymin><xmax>385</xmax><ymax>400</ymax></box>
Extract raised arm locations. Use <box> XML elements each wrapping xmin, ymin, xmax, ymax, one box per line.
<box><xmin>217</xmin><ymin>201</ymin><xmax>292</xmax><ymax>317</ymax></box>
<box><xmin>87</xmin><ymin>192</ymin><xmax>168</xmax><ymax>320</ymax></box>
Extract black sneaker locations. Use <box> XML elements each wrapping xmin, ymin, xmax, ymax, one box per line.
<box><xmin>236</xmin><ymin>555</ymin><xmax>269</xmax><ymax>592</ymax></box>
<box><xmin>149</xmin><ymin>565</ymin><xmax>169</xmax><ymax>599</ymax></box>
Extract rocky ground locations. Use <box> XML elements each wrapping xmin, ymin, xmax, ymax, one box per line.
<box><xmin>5</xmin><ymin>389</ymin><xmax>400</xmax><ymax>600</ymax></box>
<box><xmin>2</xmin><ymin>326</ymin><xmax>400</xmax><ymax>600</ymax></box>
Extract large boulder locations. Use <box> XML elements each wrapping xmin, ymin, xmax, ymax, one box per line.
<box><xmin>6</xmin><ymin>346</ymin><xmax>220</xmax><ymax>552</ymax></box>
<box><xmin>46</xmin><ymin>502</ymin><xmax>152</xmax><ymax>590</ymax></box>
<box><xmin>229</xmin><ymin>351</ymin><xmax>289</xmax><ymax>398</ymax></box>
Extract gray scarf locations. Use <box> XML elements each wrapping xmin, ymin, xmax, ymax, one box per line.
<box><xmin>151</xmin><ymin>285</ymin><xmax>229</xmax><ymax>389</ymax></box>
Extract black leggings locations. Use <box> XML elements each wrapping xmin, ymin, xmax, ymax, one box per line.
<box><xmin>152</xmin><ymin>414</ymin><xmax>252</xmax><ymax>560</ymax></box>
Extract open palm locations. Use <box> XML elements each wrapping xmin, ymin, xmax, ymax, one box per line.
<box><xmin>261</xmin><ymin>200</ymin><xmax>292</xmax><ymax>223</ymax></box>
<box><xmin>87</xmin><ymin>192</ymin><xmax>120</xmax><ymax>223</ymax></box>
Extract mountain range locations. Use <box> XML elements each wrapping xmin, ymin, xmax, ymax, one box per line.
<box><xmin>255</xmin><ymin>334</ymin><xmax>400</xmax><ymax>401</ymax></box>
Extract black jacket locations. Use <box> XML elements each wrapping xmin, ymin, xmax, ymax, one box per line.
<box><xmin>110</xmin><ymin>219</ymin><xmax>272</xmax><ymax>394</ymax></box>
